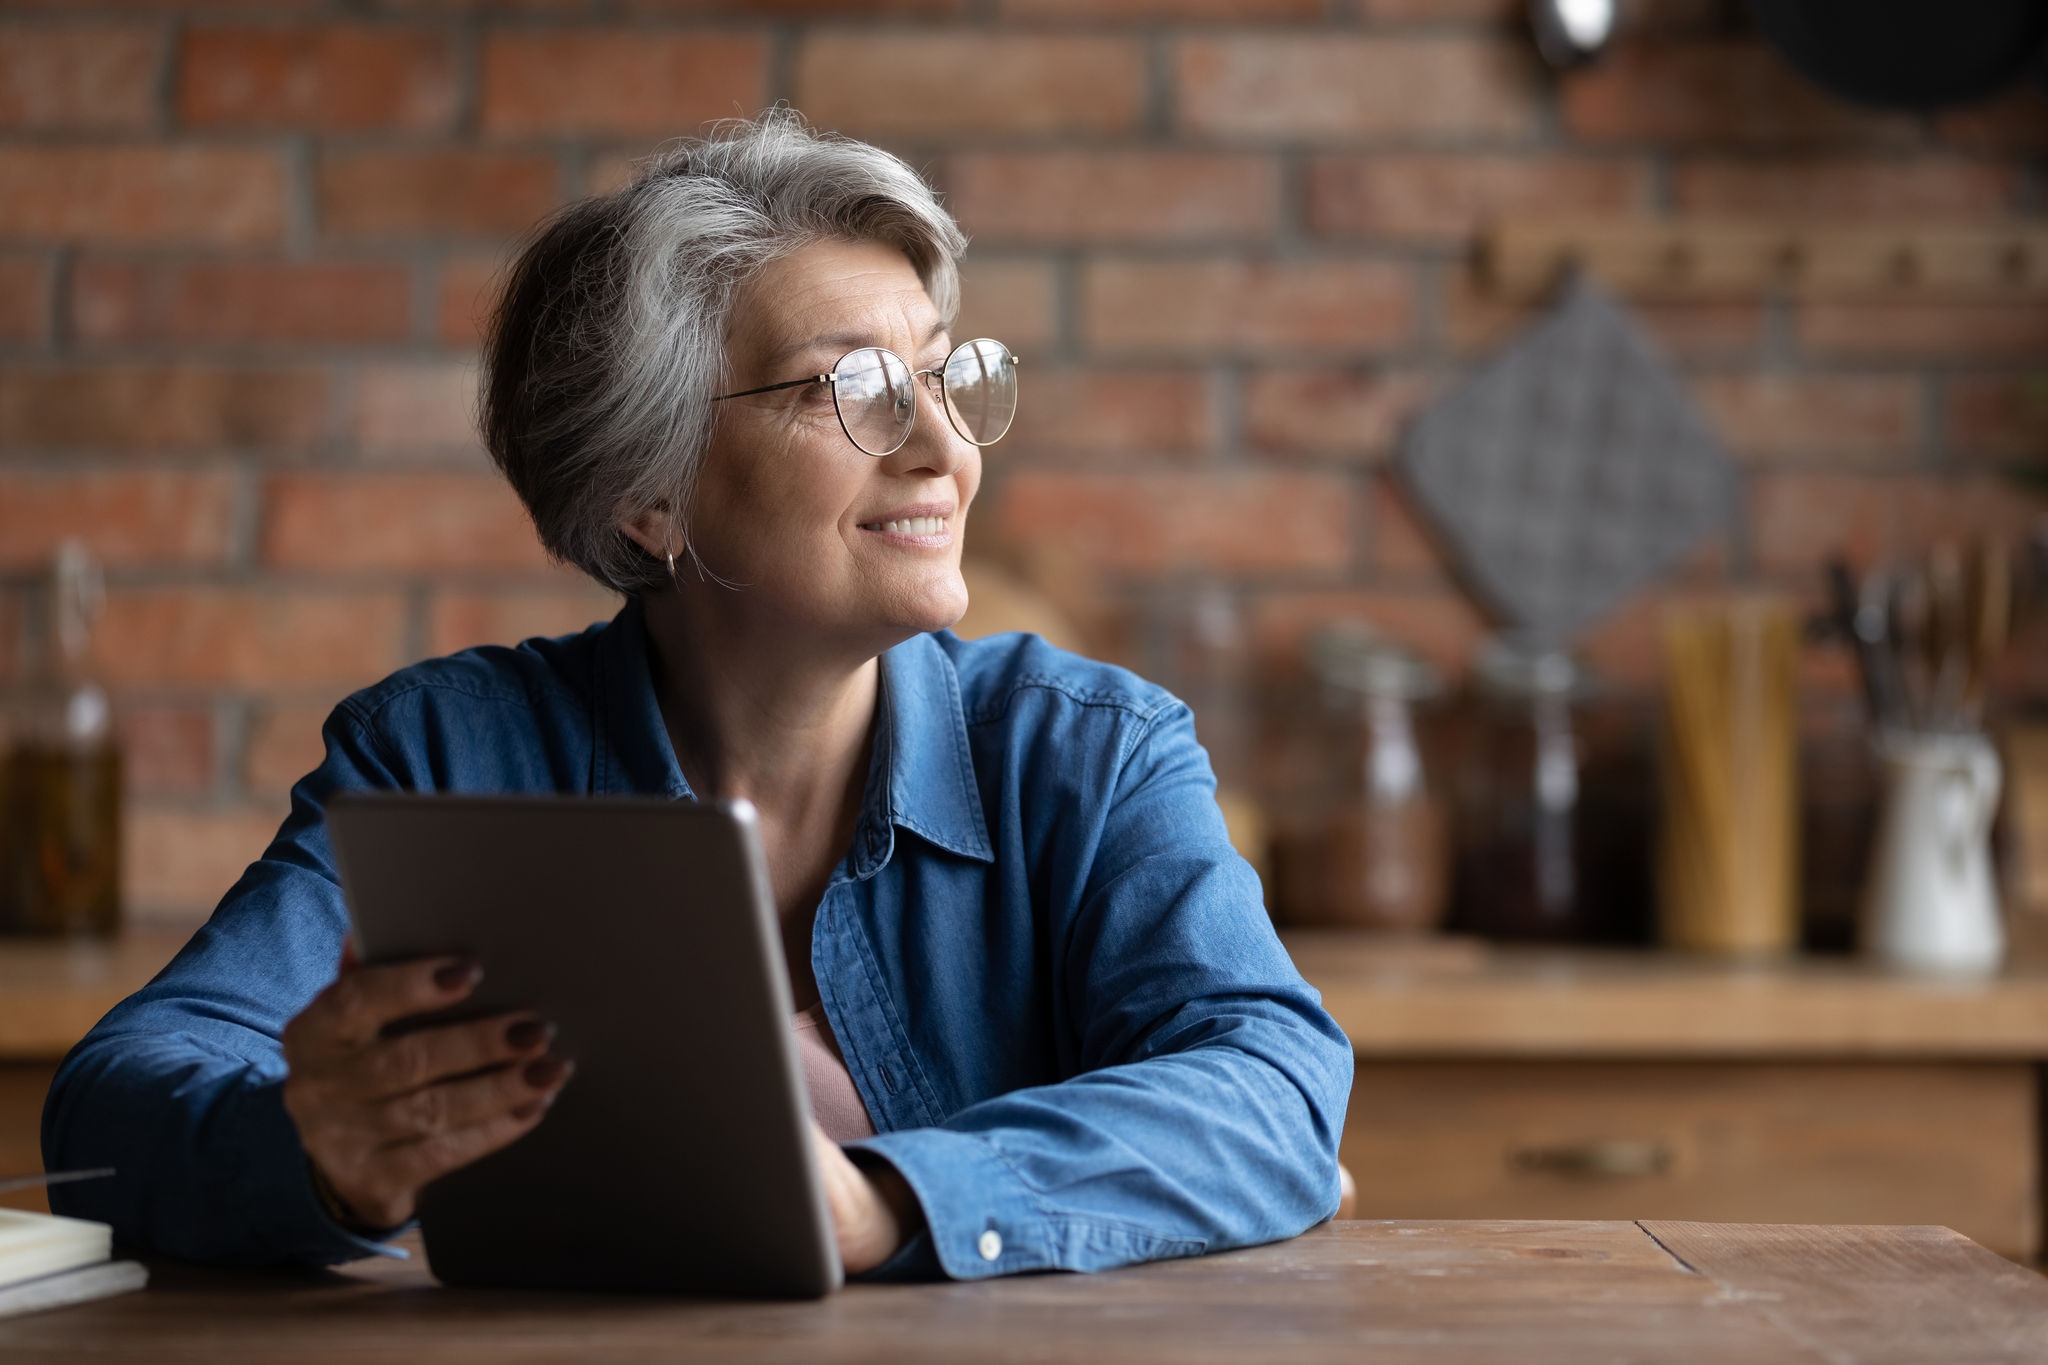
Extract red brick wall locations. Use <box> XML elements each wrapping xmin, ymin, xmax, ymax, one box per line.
<box><xmin>0</xmin><ymin>1</ymin><xmax>2042</xmax><ymax>924</ymax></box>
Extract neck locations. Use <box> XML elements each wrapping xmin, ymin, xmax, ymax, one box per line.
<box><xmin>636</xmin><ymin>585</ymin><xmax>880</xmax><ymax>826</ymax></box>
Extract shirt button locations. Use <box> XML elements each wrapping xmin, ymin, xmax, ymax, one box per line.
<box><xmin>978</xmin><ymin>1229</ymin><xmax>1003</xmax><ymax>1262</ymax></box>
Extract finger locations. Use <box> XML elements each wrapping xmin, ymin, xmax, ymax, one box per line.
<box><xmin>351</xmin><ymin>1012</ymin><xmax>555</xmax><ymax>1100</ymax></box>
<box><xmin>340</xmin><ymin>938</ymin><xmax>360</xmax><ymax>973</ymax></box>
<box><xmin>306</xmin><ymin>956</ymin><xmax>481</xmax><ymax>1049</ymax></box>
<box><xmin>376</xmin><ymin>1097</ymin><xmax>560</xmax><ymax>1193</ymax></box>
<box><xmin>367</xmin><ymin>1055</ymin><xmax>574</xmax><ymax>1142</ymax></box>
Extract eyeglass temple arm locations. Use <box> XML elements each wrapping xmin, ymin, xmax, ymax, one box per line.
<box><xmin>709</xmin><ymin>374</ymin><xmax>833</xmax><ymax>403</ymax></box>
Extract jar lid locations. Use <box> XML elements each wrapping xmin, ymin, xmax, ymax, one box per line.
<box><xmin>1474</xmin><ymin>635</ymin><xmax>1582</xmax><ymax>699</ymax></box>
<box><xmin>1308</xmin><ymin>623</ymin><xmax>1441</xmax><ymax>700</ymax></box>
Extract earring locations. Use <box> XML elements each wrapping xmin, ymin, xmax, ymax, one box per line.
<box><xmin>666</xmin><ymin>547</ymin><xmax>677</xmax><ymax>578</ymax></box>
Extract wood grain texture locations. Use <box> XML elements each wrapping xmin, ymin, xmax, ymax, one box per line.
<box><xmin>1284</xmin><ymin>931</ymin><xmax>2048</xmax><ymax>1057</ymax></box>
<box><xmin>1641</xmin><ymin>1221</ymin><xmax>2048</xmax><ymax>1364</ymax></box>
<box><xmin>1345</xmin><ymin>1061</ymin><xmax>2039</xmax><ymax>1260</ymax></box>
<box><xmin>0</xmin><ymin>1063</ymin><xmax>57</xmax><ymax>1214</ymax></box>
<box><xmin>0</xmin><ymin>1220</ymin><xmax>1860</xmax><ymax>1364</ymax></box>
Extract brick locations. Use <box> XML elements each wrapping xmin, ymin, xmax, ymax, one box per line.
<box><xmin>1002</xmin><ymin>368</ymin><xmax>1215</xmax><ymax>461</ymax></box>
<box><xmin>956</xmin><ymin>259</ymin><xmax>1058</xmax><ymax>355</ymax></box>
<box><xmin>946</xmin><ymin>153</ymin><xmax>1278</xmax><ymax>245</ymax></box>
<box><xmin>796</xmin><ymin>34</ymin><xmax>1144</xmax><ymax>138</ymax></box>
<box><xmin>93</xmin><ymin>587</ymin><xmax>406</xmax><ymax>689</ymax></box>
<box><xmin>1247</xmin><ymin>586</ymin><xmax>1485</xmax><ymax>679</ymax></box>
<box><xmin>119</xmin><ymin>704</ymin><xmax>215</xmax><ymax>798</ymax></box>
<box><xmin>1443</xmin><ymin>272</ymin><xmax>1764</xmax><ymax>359</ymax></box>
<box><xmin>479</xmin><ymin>30</ymin><xmax>768</xmax><ymax>136</ymax></box>
<box><xmin>0</xmin><ymin>470</ymin><xmax>236</xmax><ymax>568</ymax></box>
<box><xmin>585</xmin><ymin>149</ymin><xmax>642</xmax><ymax>196</ymax></box>
<box><xmin>1796</xmin><ymin>301</ymin><xmax>2048</xmax><ymax>360</ymax></box>
<box><xmin>1000</xmin><ymin>0</ymin><xmax>1320</xmax><ymax>19</ymax></box>
<box><xmin>73</xmin><ymin>259</ymin><xmax>413</xmax><ymax>345</ymax></box>
<box><xmin>1946</xmin><ymin>372</ymin><xmax>2048</xmax><ymax>462</ymax></box>
<box><xmin>1308</xmin><ymin>155</ymin><xmax>1652</xmax><ymax>243</ymax></box>
<box><xmin>1936</xmin><ymin>87</ymin><xmax>2048</xmax><ymax>153</ymax></box>
<box><xmin>319</xmin><ymin>149</ymin><xmax>560</xmax><ymax>241</ymax></box>
<box><xmin>0</xmin><ymin>146</ymin><xmax>286</xmax><ymax>245</ymax></box>
<box><xmin>1690</xmin><ymin>374</ymin><xmax>1921</xmax><ymax>464</ymax></box>
<box><xmin>179</xmin><ymin>26</ymin><xmax>455</xmax><ymax>131</ymax></box>
<box><xmin>0</xmin><ymin>23</ymin><xmax>160</xmax><ymax>130</ymax></box>
<box><xmin>0</xmin><ymin>366</ymin><xmax>327</xmax><ymax>452</ymax></box>
<box><xmin>262</xmin><ymin>473</ymin><xmax>546</xmax><ymax>573</ymax></box>
<box><xmin>1561</xmin><ymin>41</ymin><xmax>1918</xmax><ymax>147</ymax></box>
<box><xmin>353</xmin><ymin>362</ymin><xmax>485</xmax><ymax>461</ymax></box>
<box><xmin>1243</xmin><ymin>367</ymin><xmax>1434</xmax><ymax>462</ymax></box>
<box><xmin>0</xmin><ymin>590</ymin><xmax>18</xmax><ymax>684</ymax></box>
<box><xmin>1672</xmin><ymin>158</ymin><xmax>2022</xmax><ymax>217</ymax></box>
<box><xmin>245</xmin><ymin>700</ymin><xmax>335</xmax><ymax>799</ymax></box>
<box><xmin>997</xmin><ymin>470</ymin><xmax>1355</xmax><ymax>574</ymax></box>
<box><xmin>1750</xmin><ymin>473</ymin><xmax>2045</xmax><ymax>576</ymax></box>
<box><xmin>0</xmin><ymin>254</ymin><xmax>49</xmax><ymax>341</ymax></box>
<box><xmin>125</xmin><ymin>804</ymin><xmax>287</xmax><ymax>928</ymax></box>
<box><xmin>1175</xmin><ymin>37</ymin><xmax>1543</xmax><ymax>140</ymax></box>
<box><xmin>1082</xmin><ymin>260</ymin><xmax>1413</xmax><ymax>356</ymax></box>
<box><xmin>1369</xmin><ymin>472</ymin><xmax>1446</xmax><ymax>578</ymax></box>
<box><xmin>628</xmin><ymin>0</ymin><xmax>958</xmax><ymax>10</ymax></box>
<box><xmin>436</xmin><ymin>254</ymin><xmax>509</xmax><ymax>348</ymax></box>
<box><xmin>427</xmin><ymin>583</ymin><xmax>620</xmax><ymax>656</ymax></box>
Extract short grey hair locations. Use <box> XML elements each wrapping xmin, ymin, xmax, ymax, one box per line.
<box><xmin>481</xmin><ymin>107</ymin><xmax>968</xmax><ymax>594</ymax></box>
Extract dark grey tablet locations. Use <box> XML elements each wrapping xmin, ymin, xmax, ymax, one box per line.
<box><xmin>328</xmin><ymin>793</ymin><xmax>842</xmax><ymax>1299</ymax></box>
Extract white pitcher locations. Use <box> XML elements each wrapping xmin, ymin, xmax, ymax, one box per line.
<box><xmin>1860</xmin><ymin>730</ymin><xmax>2004</xmax><ymax>974</ymax></box>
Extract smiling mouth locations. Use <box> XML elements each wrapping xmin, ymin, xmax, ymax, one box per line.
<box><xmin>858</xmin><ymin>516</ymin><xmax>948</xmax><ymax>535</ymax></box>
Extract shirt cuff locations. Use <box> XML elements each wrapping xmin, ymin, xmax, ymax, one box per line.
<box><xmin>843</xmin><ymin>1126</ymin><xmax>1204</xmax><ymax>1281</ymax></box>
<box><xmin>231</xmin><ymin>1077</ymin><xmax>412</xmax><ymax>1265</ymax></box>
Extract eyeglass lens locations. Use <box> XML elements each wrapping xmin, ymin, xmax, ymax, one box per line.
<box><xmin>831</xmin><ymin>339</ymin><xmax>1017</xmax><ymax>457</ymax></box>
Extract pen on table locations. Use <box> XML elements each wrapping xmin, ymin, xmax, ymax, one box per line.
<box><xmin>0</xmin><ymin>1167</ymin><xmax>116</xmax><ymax>1195</ymax></box>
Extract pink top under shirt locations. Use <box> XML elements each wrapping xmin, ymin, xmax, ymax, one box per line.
<box><xmin>792</xmin><ymin>1001</ymin><xmax>876</xmax><ymax>1142</ymax></box>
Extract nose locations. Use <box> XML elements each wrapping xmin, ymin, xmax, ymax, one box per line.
<box><xmin>884</xmin><ymin>373</ymin><xmax>970</xmax><ymax>478</ymax></box>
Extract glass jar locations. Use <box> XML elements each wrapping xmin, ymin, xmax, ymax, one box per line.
<box><xmin>1448</xmin><ymin>637</ymin><xmax>1588</xmax><ymax>942</ymax></box>
<box><xmin>1</xmin><ymin>541</ymin><xmax>122</xmax><ymax>936</ymax></box>
<box><xmin>1279</xmin><ymin>625</ymin><xmax>1447</xmax><ymax>932</ymax></box>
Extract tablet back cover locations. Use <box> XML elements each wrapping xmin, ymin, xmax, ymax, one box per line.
<box><xmin>329</xmin><ymin>794</ymin><xmax>842</xmax><ymax>1298</ymax></box>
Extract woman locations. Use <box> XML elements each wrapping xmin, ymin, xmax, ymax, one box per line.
<box><xmin>43</xmin><ymin>111</ymin><xmax>1351</xmax><ymax>1280</ymax></box>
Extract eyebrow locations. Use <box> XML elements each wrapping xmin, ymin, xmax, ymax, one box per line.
<box><xmin>757</xmin><ymin>319</ymin><xmax>950</xmax><ymax>377</ymax></box>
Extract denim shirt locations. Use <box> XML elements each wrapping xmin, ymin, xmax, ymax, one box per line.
<box><xmin>43</xmin><ymin>600</ymin><xmax>1352</xmax><ymax>1280</ymax></box>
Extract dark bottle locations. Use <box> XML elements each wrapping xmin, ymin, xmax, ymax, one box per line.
<box><xmin>1</xmin><ymin>541</ymin><xmax>122</xmax><ymax>936</ymax></box>
<box><xmin>1448</xmin><ymin>638</ymin><xmax>1586</xmax><ymax>942</ymax></box>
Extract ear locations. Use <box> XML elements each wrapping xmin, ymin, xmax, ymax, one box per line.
<box><xmin>618</xmin><ymin>506</ymin><xmax>678</xmax><ymax>562</ymax></box>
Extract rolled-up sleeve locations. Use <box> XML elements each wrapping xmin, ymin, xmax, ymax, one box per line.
<box><xmin>847</xmin><ymin>703</ymin><xmax>1354</xmax><ymax>1280</ymax></box>
<box><xmin>41</xmin><ymin>705</ymin><xmax>409</xmax><ymax>1266</ymax></box>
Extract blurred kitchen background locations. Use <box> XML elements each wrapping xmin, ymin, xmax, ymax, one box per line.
<box><xmin>4</xmin><ymin>0</ymin><xmax>2048</xmax><ymax>1257</ymax></box>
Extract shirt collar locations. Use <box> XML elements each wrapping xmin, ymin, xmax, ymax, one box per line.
<box><xmin>590</xmin><ymin>600</ymin><xmax>993</xmax><ymax>869</ymax></box>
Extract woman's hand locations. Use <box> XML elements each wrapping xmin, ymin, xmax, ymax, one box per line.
<box><xmin>809</xmin><ymin>1122</ymin><xmax>920</xmax><ymax>1275</ymax></box>
<box><xmin>282</xmin><ymin>948</ymin><xmax>574</xmax><ymax>1232</ymax></box>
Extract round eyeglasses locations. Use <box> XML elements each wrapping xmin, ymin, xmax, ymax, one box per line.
<box><xmin>711</xmin><ymin>338</ymin><xmax>1019</xmax><ymax>458</ymax></box>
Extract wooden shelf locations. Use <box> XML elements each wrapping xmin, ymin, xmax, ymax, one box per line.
<box><xmin>0</xmin><ymin>929</ymin><xmax>188</xmax><ymax>1060</ymax></box>
<box><xmin>1284</xmin><ymin>930</ymin><xmax>2048</xmax><ymax>1059</ymax></box>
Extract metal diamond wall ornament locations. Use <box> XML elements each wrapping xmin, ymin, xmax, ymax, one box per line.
<box><xmin>1397</xmin><ymin>278</ymin><xmax>1734</xmax><ymax>647</ymax></box>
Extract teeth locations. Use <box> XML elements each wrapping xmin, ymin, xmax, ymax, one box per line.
<box><xmin>873</xmin><ymin>516</ymin><xmax>945</xmax><ymax>535</ymax></box>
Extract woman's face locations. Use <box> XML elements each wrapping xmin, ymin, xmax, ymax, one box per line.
<box><xmin>671</xmin><ymin>239</ymin><xmax>980</xmax><ymax>648</ymax></box>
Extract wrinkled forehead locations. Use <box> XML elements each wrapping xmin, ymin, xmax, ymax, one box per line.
<box><xmin>728</xmin><ymin>240</ymin><xmax>944</xmax><ymax>379</ymax></box>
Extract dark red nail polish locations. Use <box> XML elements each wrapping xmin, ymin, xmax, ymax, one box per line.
<box><xmin>433</xmin><ymin>961</ymin><xmax>480</xmax><ymax>991</ymax></box>
<box><xmin>523</xmin><ymin>1057</ymin><xmax>564</xmax><ymax>1089</ymax></box>
<box><xmin>504</xmin><ymin>1018</ymin><xmax>549</xmax><ymax>1050</ymax></box>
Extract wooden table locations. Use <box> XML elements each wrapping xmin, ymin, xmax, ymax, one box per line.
<box><xmin>4</xmin><ymin>1220</ymin><xmax>2045</xmax><ymax>1363</ymax></box>
<box><xmin>1282</xmin><ymin>932</ymin><xmax>2048</xmax><ymax>1261</ymax></box>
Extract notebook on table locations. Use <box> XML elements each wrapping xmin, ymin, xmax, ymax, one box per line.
<box><xmin>0</xmin><ymin>1207</ymin><xmax>147</xmax><ymax>1319</ymax></box>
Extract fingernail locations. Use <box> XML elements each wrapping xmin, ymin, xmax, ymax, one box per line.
<box><xmin>434</xmin><ymin>960</ymin><xmax>481</xmax><ymax>992</ymax></box>
<box><xmin>523</xmin><ymin>1057</ymin><xmax>566</xmax><ymax>1089</ymax></box>
<box><xmin>504</xmin><ymin>1018</ymin><xmax>551</xmax><ymax>1051</ymax></box>
<box><xmin>511</xmin><ymin>1099</ymin><xmax>544</xmax><ymax>1121</ymax></box>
